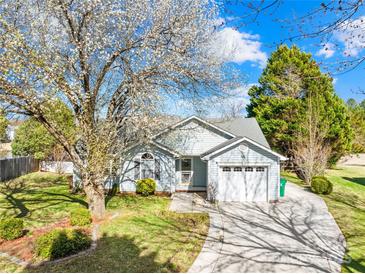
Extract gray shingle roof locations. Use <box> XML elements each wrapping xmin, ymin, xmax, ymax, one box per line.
<box><xmin>213</xmin><ymin>117</ymin><xmax>270</xmax><ymax>148</ymax></box>
<box><xmin>200</xmin><ymin>136</ymin><xmax>243</xmax><ymax>158</ymax></box>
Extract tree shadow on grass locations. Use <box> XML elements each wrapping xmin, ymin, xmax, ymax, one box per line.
<box><xmin>342</xmin><ymin>177</ymin><xmax>365</xmax><ymax>187</ymax></box>
<box><xmin>24</xmin><ymin>233</ymin><xmax>177</xmax><ymax>273</ymax></box>
<box><xmin>0</xmin><ymin>180</ymin><xmax>87</xmax><ymax>218</ymax></box>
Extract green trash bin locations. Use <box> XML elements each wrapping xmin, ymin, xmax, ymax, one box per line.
<box><xmin>280</xmin><ymin>178</ymin><xmax>287</xmax><ymax>197</ymax></box>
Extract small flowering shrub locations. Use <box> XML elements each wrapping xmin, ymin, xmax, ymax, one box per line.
<box><xmin>136</xmin><ymin>178</ymin><xmax>156</xmax><ymax>196</ymax></box>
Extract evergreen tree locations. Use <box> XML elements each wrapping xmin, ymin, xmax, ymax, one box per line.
<box><xmin>347</xmin><ymin>98</ymin><xmax>365</xmax><ymax>153</ymax></box>
<box><xmin>247</xmin><ymin>45</ymin><xmax>353</xmax><ymax>164</ymax></box>
<box><xmin>360</xmin><ymin>99</ymin><xmax>365</xmax><ymax>110</ymax></box>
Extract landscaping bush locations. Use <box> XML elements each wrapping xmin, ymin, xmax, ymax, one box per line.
<box><xmin>35</xmin><ymin>228</ymin><xmax>92</xmax><ymax>260</ymax></box>
<box><xmin>311</xmin><ymin>176</ymin><xmax>333</xmax><ymax>195</ymax></box>
<box><xmin>70</xmin><ymin>208</ymin><xmax>92</xmax><ymax>226</ymax></box>
<box><xmin>0</xmin><ymin>218</ymin><xmax>24</xmax><ymax>240</ymax></box>
<box><xmin>136</xmin><ymin>178</ymin><xmax>156</xmax><ymax>196</ymax></box>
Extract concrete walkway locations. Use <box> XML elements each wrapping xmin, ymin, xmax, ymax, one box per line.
<box><xmin>170</xmin><ymin>183</ymin><xmax>346</xmax><ymax>273</ymax></box>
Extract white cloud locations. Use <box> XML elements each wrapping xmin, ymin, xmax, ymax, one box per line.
<box><xmin>210</xmin><ymin>27</ymin><xmax>267</xmax><ymax>68</ymax></box>
<box><xmin>334</xmin><ymin>16</ymin><xmax>365</xmax><ymax>57</ymax></box>
<box><xmin>316</xmin><ymin>43</ymin><xmax>335</xmax><ymax>58</ymax></box>
<box><xmin>332</xmin><ymin>77</ymin><xmax>338</xmax><ymax>84</ymax></box>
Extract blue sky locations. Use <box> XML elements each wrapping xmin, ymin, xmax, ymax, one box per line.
<box><xmin>220</xmin><ymin>1</ymin><xmax>365</xmax><ymax>103</ymax></box>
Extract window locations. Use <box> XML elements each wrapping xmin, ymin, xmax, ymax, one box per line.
<box><xmin>233</xmin><ymin>167</ymin><xmax>242</xmax><ymax>172</ymax></box>
<box><xmin>222</xmin><ymin>167</ymin><xmax>231</xmax><ymax>172</ymax></box>
<box><xmin>256</xmin><ymin>167</ymin><xmax>265</xmax><ymax>172</ymax></box>
<box><xmin>245</xmin><ymin>167</ymin><xmax>253</xmax><ymax>172</ymax></box>
<box><xmin>141</xmin><ymin>153</ymin><xmax>154</xmax><ymax>160</ymax></box>
<box><xmin>181</xmin><ymin>158</ymin><xmax>192</xmax><ymax>171</ymax></box>
<box><xmin>137</xmin><ymin>153</ymin><xmax>160</xmax><ymax>180</ymax></box>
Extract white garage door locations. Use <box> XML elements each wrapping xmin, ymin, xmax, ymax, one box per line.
<box><xmin>218</xmin><ymin>166</ymin><xmax>268</xmax><ymax>202</ymax></box>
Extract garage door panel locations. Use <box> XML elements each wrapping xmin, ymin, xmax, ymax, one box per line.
<box><xmin>219</xmin><ymin>167</ymin><xmax>244</xmax><ymax>201</ymax></box>
<box><xmin>218</xmin><ymin>166</ymin><xmax>268</xmax><ymax>202</ymax></box>
<box><xmin>246</xmin><ymin>167</ymin><xmax>267</xmax><ymax>202</ymax></box>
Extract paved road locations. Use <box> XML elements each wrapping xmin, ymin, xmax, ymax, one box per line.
<box><xmin>187</xmin><ymin>183</ymin><xmax>346</xmax><ymax>273</ymax></box>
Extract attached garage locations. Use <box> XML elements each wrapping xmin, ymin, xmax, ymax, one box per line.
<box><xmin>218</xmin><ymin>165</ymin><xmax>268</xmax><ymax>202</ymax></box>
<box><xmin>202</xmin><ymin>137</ymin><xmax>287</xmax><ymax>202</ymax></box>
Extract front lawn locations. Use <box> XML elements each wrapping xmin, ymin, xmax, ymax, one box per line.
<box><xmin>0</xmin><ymin>172</ymin><xmax>209</xmax><ymax>272</ymax></box>
<box><xmin>282</xmin><ymin>166</ymin><xmax>365</xmax><ymax>273</ymax></box>
<box><xmin>0</xmin><ymin>172</ymin><xmax>86</xmax><ymax>229</ymax></box>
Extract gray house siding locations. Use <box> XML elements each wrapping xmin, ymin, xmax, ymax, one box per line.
<box><xmin>118</xmin><ymin>145</ymin><xmax>176</xmax><ymax>193</ymax></box>
<box><xmin>207</xmin><ymin>140</ymin><xmax>280</xmax><ymax>201</ymax></box>
<box><xmin>156</xmin><ymin>119</ymin><xmax>232</xmax><ymax>156</ymax></box>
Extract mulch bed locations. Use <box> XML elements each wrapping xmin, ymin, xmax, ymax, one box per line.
<box><xmin>0</xmin><ymin>212</ymin><xmax>117</xmax><ymax>264</ymax></box>
<box><xmin>0</xmin><ymin>218</ymin><xmax>90</xmax><ymax>263</ymax></box>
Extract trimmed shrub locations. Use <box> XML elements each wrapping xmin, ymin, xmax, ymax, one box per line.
<box><xmin>35</xmin><ymin>228</ymin><xmax>92</xmax><ymax>260</ymax></box>
<box><xmin>70</xmin><ymin>208</ymin><xmax>92</xmax><ymax>226</ymax></box>
<box><xmin>136</xmin><ymin>178</ymin><xmax>156</xmax><ymax>196</ymax></box>
<box><xmin>0</xmin><ymin>218</ymin><xmax>24</xmax><ymax>240</ymax></box>
<box><xmin>311</xmin><ymin>176</ymin><xmax>333</xmax><ymax>195</ymax></box>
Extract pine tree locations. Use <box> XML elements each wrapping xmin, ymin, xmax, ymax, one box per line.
<box><xmin>247</xmin><ymin>45</ymin><xmax>353</xmax><ymax>165</ymax></box>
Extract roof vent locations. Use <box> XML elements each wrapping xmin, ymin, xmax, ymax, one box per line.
<box><xmin>239</xmin><ymin>144</ymin><xmax>248</xmax><ymax>154</ymax></box>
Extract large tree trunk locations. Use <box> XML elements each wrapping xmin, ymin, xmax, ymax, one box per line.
<box><xmin>83</xmin><ymin>178</ymin><xmax>106</xmax><ymax>220</ymax></box>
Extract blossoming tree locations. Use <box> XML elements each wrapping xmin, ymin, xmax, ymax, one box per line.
<box><xmin>0</xmin><ymin>0</ymin><xmax>230</xmax><ymax>219</ymax></box>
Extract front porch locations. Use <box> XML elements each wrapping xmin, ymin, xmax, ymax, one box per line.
<box><xmin>175</xmin><ymin>156</ymin><xmax>207</xmax><ymax>192</ymax></box>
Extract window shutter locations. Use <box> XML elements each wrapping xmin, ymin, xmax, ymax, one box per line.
<box><xmin>155</xmin><ymin>159</ymin><xmax>160</xmax><ymax>180</ymax></box>
<box><xmin>134</xmin><ymin>161</ymin><xmax>140</xmax><ymax>180</ymax></box>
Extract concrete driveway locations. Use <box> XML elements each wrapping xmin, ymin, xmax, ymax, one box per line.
<box><xmin>186</xmin><ymin>183</ymin><xmax>346</xmax><ymax>273</ymax></box>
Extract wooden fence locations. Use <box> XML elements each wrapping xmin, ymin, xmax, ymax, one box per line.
<box><xmin>0</xmin><ymin>157</ymin><xmax>40</xmax><ymax>182</ymax></box>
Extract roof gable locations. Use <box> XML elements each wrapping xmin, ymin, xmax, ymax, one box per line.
<box><xmin>154</xmin><ymin>116</ymin><xmax>233</xmax><ymax>156</ymax></box>
<box><xmin>201</xmin><ymin>136</ymin><xmax>287</xmax><ymax>161</ymax></box>
<box><xmin>153</xmin><ymin>115</ymin><xmax>236</xmax><ymax>140</ymax></box>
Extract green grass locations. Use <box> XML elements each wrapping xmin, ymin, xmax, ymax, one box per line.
<box><xmin>0</xmin><ymin>172</ymin><xmax>209</xmax><ymax>272</ymax></box>
<box><xmin>0</xmin><ymin>172</ymin><xmax>87</xmax><ymax>228</ymax></box>
<box><xmin>282</xmin><ymin>166</ymin><xmax>365</xmax><ymax>273</ymax></box>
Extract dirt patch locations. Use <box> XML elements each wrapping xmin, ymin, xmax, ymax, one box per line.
<box><xmin>0</xmin><ymin>212</ymin><xmax>115</xmax><ymax>263</ymax></box>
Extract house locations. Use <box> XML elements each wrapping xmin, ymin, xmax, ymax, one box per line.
<box><xmin>116</xmin><ymin>116</ymin><xmax>287</xmax><ymax>202</ymax></box>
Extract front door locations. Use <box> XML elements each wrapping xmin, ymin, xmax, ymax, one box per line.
<box><xmin>180</xmin><ymin>158</ymin><xmax>193</xmax><ymax>185</ymax></box>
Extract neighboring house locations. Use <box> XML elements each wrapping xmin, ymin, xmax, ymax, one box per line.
<box><xmin>6</xmin><ymin>123</ymin><xmax>20</xmax><ymax>142</ymax></box>
<box><xmin>75</xmin><ymin>116</ymin><xmax>287</xmax><ymax>202</ymax></box>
